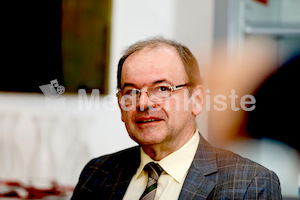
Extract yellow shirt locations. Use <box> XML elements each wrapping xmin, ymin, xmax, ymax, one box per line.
<box><xmin>122</xmin><ymin>130</ymin><xmax>200</xmax><ymax>200</ymax></box>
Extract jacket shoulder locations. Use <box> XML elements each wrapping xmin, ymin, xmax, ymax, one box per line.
<box><xmin>214</xmin><ymin>146</ymin><xmax>276</xmax><ymax>176</ymax></box>
<box><xmin>71</xmin><ymin>146</ymin><xmax>140</xmax><ymax>200</ymax></box>
<box><xmin>89</xmin><ymin>146</ymin><xmax>140</xmax><ymax>168</ymax></box>
<box><xmin>212</xmin><ymin>147</ymin><xmax>281</xmax><ymax>199</ymax></box>
<box><xmin>81</xmin><ymin>145</ymin><xmax>140</xmax><ymax>178</ymax></box>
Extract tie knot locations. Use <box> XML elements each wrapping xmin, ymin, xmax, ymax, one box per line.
<box><xmin>139</xmin><ymin>162</ymin><xmax>163</xmax><ymax>200</ymax></box>
<box><xmin>145</xmin><ymin>162</ymin><xmax>163</xmax><ymax>180</ymax></box>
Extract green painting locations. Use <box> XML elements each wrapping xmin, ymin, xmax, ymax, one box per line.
<box><xmin>62</xmin><ymin>0</ymin><xmax>111</xmax><ymax>94</ymax></box>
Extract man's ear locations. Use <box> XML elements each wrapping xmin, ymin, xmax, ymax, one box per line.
<box><xmin>190</xmin><ymin>85</ymin><xmax>205</xmax><ymax>116</ymax></box>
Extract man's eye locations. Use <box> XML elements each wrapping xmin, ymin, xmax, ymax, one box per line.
<box><xmin>124</xmin><ymin>89</ymin><xmax>137</xmax><ymax>95</ymax></box>
<box><xmin>158</xmin><ymin>86</ymin><xmax>169</xmax><ymax>92</ymax></box>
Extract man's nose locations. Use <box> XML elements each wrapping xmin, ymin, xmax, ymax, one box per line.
<box><xmin>137</xmin><ymin>91</ymin><xmax>154</xmax><ymax>111</ymax></box>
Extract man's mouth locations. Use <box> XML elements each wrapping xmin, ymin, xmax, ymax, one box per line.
<box><xmin>136</xmin><ymin>118</ymin><xmax>163</xmax><ymax>124</ymax></box>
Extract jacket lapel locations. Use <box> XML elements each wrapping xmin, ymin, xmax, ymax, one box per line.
<box><xmin>110</xmin><ymin>153</ymin><xmax>141</xmax><ymax>200</ymax></box>
<box><xmin>178</xmin><ymin>134</ymin><xmax>218</xmax><ymax>200</ymax></box>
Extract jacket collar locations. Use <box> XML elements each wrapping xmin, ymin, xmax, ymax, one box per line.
<box><xmin>193</xmin><ymin>134</ymin><xmax>218</xmax><ymax>175</ymax></box>
<box><xmin>80</xmin><ymin>133</ymin><xmax>218</xmax><ymax>200</ymax></box>
<box><xmin>178</xmin><ymin>133</ymin><xmax>218</xmax><ymax>200</ymax></box>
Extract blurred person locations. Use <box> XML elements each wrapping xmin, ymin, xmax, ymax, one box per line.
<box><xmin>246</xmin><ymin>53</ymin><xmax>300</xmax><ymax>153</ymax></box>
<box><xmin>206</xmin><ymin>39</ymin><xmax>300</xmax><ymax>196</ymax></box>
<box><xmin>207</xmin><ymin>38</ymin><xmax>300</xmax><ymax>153</ymax></box>
<box><xmin>71</xmin><ymin>37</ymin><xmax>281</xmax><ymax>200</ymax></box>
<box><xmin>246</xmin><ymin>56</ymin><xmax>300</xmax><ymax>195</ymax></box>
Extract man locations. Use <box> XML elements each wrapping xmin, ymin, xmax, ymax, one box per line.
<box><xmin>71</xmin><ymin>37</ymin><xmax>282</xmax><ymax>200</ymax></box>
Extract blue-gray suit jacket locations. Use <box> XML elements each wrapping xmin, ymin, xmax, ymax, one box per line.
<box><xmin>71</xmin><ymin>134</ymin><xmax>282</xmax><ymax>199</ymax></box>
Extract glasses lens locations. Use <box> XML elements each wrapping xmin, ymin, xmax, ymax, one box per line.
<box><xmin>122</xmin><ymin>88</ymin><xmax>138</xmax><ymax>96</ymax></box>
<box><xmin>148</xmin><ymin>85</ymin><xmax>172</xmax><ymax>102</ymax></box>
<box><xmin>119</xmin><ymin>88</ymin><xmax>139</xmax><ymax>106</ymax></box>
<box><xmin>119</xmin><ymin>85</ymin><xmax>173</xmax><ymax>106</ymax></box>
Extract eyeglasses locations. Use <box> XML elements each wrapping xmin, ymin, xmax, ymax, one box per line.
<box><xmin>117</xmin><ymin>83</ymin><xmax>188</xmax><ymax>106</ymax></box>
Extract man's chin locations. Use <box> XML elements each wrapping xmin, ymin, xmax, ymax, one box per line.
<box><xmin>133</xmin><ymin>135</ymin><xmax>164</xmax><ymax>147</ymax></box>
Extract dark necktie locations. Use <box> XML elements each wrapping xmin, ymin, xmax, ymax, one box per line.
<box><xmin>139</xmin><ymin>162</ymin><xmax>164</xmax><ymax>200</ymax></box>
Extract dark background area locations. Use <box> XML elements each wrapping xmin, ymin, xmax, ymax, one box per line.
<box><xmin>2</xmin><ymin>1</ymin><xmax>63</xmax><ymax>93</ymax></box>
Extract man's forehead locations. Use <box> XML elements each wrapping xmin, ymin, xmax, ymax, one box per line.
<box><xmin>120</xmin><ymin>44</ymin><xmax>187</xmax><ymax>88</ymax></box>
<box><xmin>121</xmin><ymin>72</ymin><xmax>176</xmax><ymax>89</ymax></box>
<box><xmin>136</xmin><ymin>44</ymin><xmax>178</xmax><ymax>56</ymax></box>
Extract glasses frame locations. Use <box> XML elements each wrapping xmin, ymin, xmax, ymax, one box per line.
<box><xmin>117</xmin><ymin>83</ymin><xmax>188</xmax><ymax>106</ymax></box>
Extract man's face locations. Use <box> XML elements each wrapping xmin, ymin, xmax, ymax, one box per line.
<box><xmin>118</xmin><ymin>45</ymin><xmax>203</xmax><ymax>149</ymax></box>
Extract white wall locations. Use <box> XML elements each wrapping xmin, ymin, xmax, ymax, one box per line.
<box><xmin>0</xmin><ymin>0</ymin><xmax>214</xmax><ymax>187</ymax></box>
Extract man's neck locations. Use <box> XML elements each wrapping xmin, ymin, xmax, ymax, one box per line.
<box><xmin>141</xmin><ymin>129</ymin><xmax>196</xmax><ymax>161</ymax></box>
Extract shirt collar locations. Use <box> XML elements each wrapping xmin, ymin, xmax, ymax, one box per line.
<box><xmin>136</xmin><ymin>129</ymin><xmax>200</xmax><ymax>183</ymax></box>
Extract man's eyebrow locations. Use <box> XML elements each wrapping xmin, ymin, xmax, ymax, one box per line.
<box><xmin>122</xmin><ymin>83</ymin><xmax>136</xmax><ymax>89</ymax></box>
<box><xmin>122</xmin><ymin>79</ymin><xmax>173</xmax><ymax>89</ymax></box>
<box><xmin>153</xmin><ymin>79</ymin><xmax>173</xmax><ymax>85</ymax></box>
